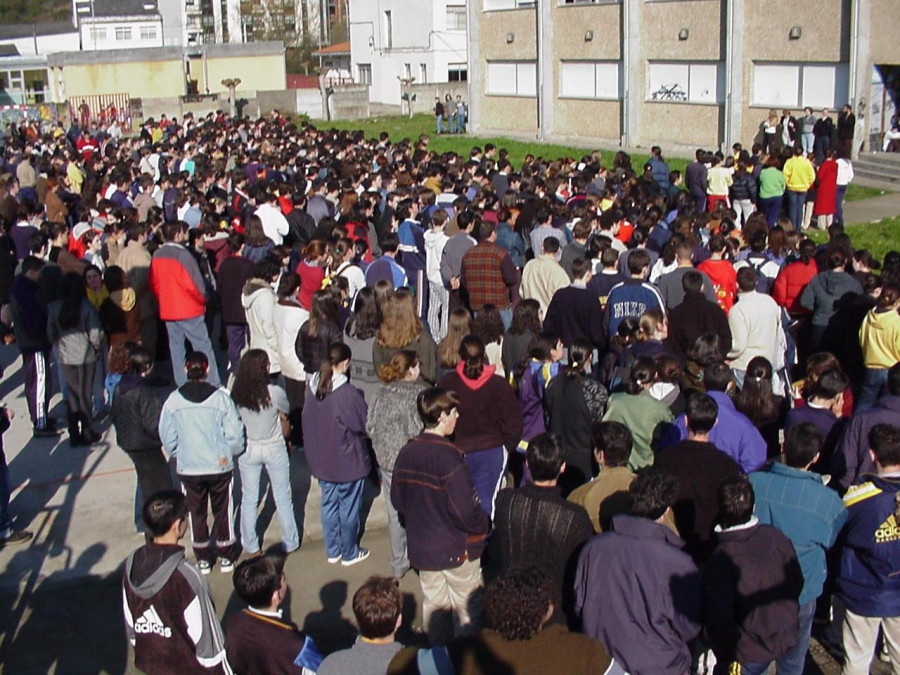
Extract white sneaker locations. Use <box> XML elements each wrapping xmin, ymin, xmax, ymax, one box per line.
<box><xmin>197</xmin><ymin>560</ymin><xmax>212</xmax><ymax>575</ymax></box>
<box><xmin>341</xmin><ymin>548</ymin><xmax>370</xmax><ymax>567</ymax></box>
<box><xmin>327</xmin><ymin>555</ymin><xmax>341</xmax><ymax>564</ymax></box>
<box><xmin>218</xmin><ymin>557</ymin><xmax>234</xmax><ymax>574</ymax></box>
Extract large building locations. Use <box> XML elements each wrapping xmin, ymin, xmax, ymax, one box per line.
<box><xmin>348</xmin><ymin>0</ymin><xmax>468</xmax><ymax>106</ymax></box>
<box><xmin>72</xmin><ymin>0</ymin><xmax>164</xmax><ymax>50</ymax></box>
<box><xmin>467</xmin><ymin>0</ymin><xmax>899</xmax><ymax>154</ymax></box>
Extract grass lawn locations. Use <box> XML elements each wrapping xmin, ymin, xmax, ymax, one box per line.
<box><xmin>807</xmin><ymin>217</ymin><xmax>900</xmax><ymax>260</ymax></box>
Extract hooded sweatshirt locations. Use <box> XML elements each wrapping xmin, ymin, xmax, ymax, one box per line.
<box><xmin>123</xmin><ymin>544</ymin><xmax>230</xmax><ymax>674</ymax></box>
<box><xmin>241</xmin><ymin>278</ymin><xmax>280</xmax><ymax>373</ymax></box>
<box><xmin>437</xmin><ymin>362</ymin><xmax>524</xmax><ymax>454</ymax></box>
<box><xmin>799</xmin><ymin>270</ymin><xmax>863</xmax><ymax>327</ymax></box>
<box><xmin>859</xmin><ymin>308</ymin><xmax>900</xmax><ymax>368</ymax></box>
<box><xmin>99</xmin><ymin>288</ymin><xmax>141</xmax><ymax>345</ymax></box>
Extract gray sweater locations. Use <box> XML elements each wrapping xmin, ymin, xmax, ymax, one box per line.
<box><xmin>47</xmin><ymin>298</ymin><xmax>103</xmax><ymax>365</ymax></box>
<box><xmin>366</xmin><ymin>380</ymin><xmax>426</xmax><ymax>471</ymax></box>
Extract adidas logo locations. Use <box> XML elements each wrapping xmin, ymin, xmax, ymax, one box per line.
<box><xmin>134</xmin><ymin>605</ymin><xmax>172</xmax><ymax>638</ymax></box>
<box><xmin>875</xmin><ymin>514</ymin><xmax>900</xmax><ymax>544</ymax></box>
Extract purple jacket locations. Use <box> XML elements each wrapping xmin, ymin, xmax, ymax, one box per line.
<box><xmin>833</xmin><ymin>395</ymin><xmax>900</xmax><ymax>490</ymax></box>
<box><xmin>661</xmin><ymin>391</ymin><xmax>766</xmax><ymax>474</ymax></box>
<box><xmin>301</xmin><ymin>376</ymin><xmax>370</xmax><ymax>483</ymax></box>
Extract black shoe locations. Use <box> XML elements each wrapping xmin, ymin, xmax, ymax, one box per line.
<box><xmin>0</xmin><ymin>530</ymin><xmax>33</xmax><ymax>547</ymax></box>
<box><xmin>80</xmin><ymin>429</ymin><xmax>101</xmax><ymax>445</ymax></box>
<box><xmin>69</xmin><ymin>434</ymin><xmax>84</xmax><ymax>447</ymax></box>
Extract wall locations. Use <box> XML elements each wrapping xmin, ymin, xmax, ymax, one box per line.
<box><xmin>8</xmin><ymin>32</ymin><xmax>80</xmax><ymax>57</ymax></box>
<box><xmin>78</xmin><ymin>19</ymin><xmax>165</xmax><ymax>51</ymax></box>
<box><xmin>348</xmin><ymin>0</ymin><xmax>468</xmax><ymax>106</ymax></box>
<box><xmin>201</xmin><ymin>54</ymin><xmax>286</xmax><ymax>96</ymax></box>
<box><xmin>57</xmin><ymin>60</ymin><xmax>186</xmax><ymax>98</ymax></box>
<box><xmin>409</xmin><ymin>81</ymin><xmax>468</xmax><ymax>114</ymax></box>
<box><xmin>329</xmin><ymin>84</ymin><xmax>370</xmax><ymax>120</ymax></box>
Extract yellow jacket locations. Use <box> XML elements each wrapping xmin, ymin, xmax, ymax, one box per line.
<box><xmin>783</xmin><ymin>156</ymin><xmax>816</xmax><ymax>192</ymax></box>
<box><xmin>859</xmin><ymin>308</ymin><xmax>900</xmax><ymax>368</ymax></box>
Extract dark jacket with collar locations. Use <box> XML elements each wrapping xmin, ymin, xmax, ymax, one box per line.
<box><xmin>654</xmin><ymin>440</ymin><xmax>742</xmax><ymax>564</ymax></box>
<box><xmin>391</xmin><ymin>432</ymin><xmax>490</xmax><ymax>571</ymax></box>
<box><xmin>491</xmin><ymin>483</ymin><xmax>593</xmax><ymax>622</ymax></box>
<box><xmin>543</xmin><ymin>284</ymin><xmax>606</xmax><ymax>351</ymax></box>
<box><xmin>833</xmin><ymin>395</ymin><xmax>900</xmax><ymax>490</ymax></box>
<box><xmin>703</xmin><ymin>520</ymin><xmax>803</xmax><ymax>665</ymax></box>
<box><xmin>111</xmin><ymin>374</ymin><xmax>163</xmax><ymax>452</ymax></box>
<box><xmin>666</xmin><ymin>291</ymin><xmax>732</xmax><ymax>359</ymax></box>
<box><xmin>574</xmin><ymin>514</ymin><xmax>702</xmax><ymax>675</ymax></box>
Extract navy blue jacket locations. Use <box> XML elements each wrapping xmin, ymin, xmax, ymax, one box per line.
<box><xmin>301</xmin><ymin>377</ymin><xmax>370</xmax><ymax>483</ymax></box>
<box><xmin>391</xmin><ymin>432</ymin><xmax>490</xmax><ymax>571</ymax></box>
<box><xmin>833</xmin><ymin>395</ymin><xmax>900</xmax><ymax>490</ymax></box>
<box><xmin>602</xmin><ymin>278</ymin><xmax>665</xmax><ymax>337</ymax></box>
<box><xmin>837</xmin><ymin>474</ymin><xmax>900</xmax><ymax>617</ymax></box>
<box><xmin>574</xmin><ymin>515</ymin><xmax>702</xmax><ymax>675</ymax></box>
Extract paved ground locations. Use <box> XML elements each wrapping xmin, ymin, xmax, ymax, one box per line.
<box><xmin>843</xmin><ymin>191</ymin><xmax>900</xmax><ymax>224</ymax></box>
<box><xmin>0</xmin><ymin>319</ymin><xmax>892</xmax><ymax>673</ymax></box>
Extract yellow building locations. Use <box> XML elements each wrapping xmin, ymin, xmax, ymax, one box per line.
<box><xmin>468</xmin><ymin>0</ymin><xmax>900</xmax><ymax>153</ymax></box>
<box><xmin>48</xmin><ymin>42</ymin><xmax>286</xmax><ymax>101</ymax></box>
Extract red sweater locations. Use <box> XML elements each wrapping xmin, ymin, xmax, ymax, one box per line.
<box><xmin>149</xmin><ymin>243</ymin><xmax>206</xmax><ymax>321</ymax></box>
<box><xmin>295</xmin><ymin>259</ymin><xmax>325</xmax><ymax>311</ymax></box>
<box><xmin>698</xmin><ymin>259</ymin><xmax>737</xmax><ymax>313</ymax></box>
<box><xmin>772</xmin><ymin>259</ymin><xmax>817</xmax><ymax>315</ymax></box>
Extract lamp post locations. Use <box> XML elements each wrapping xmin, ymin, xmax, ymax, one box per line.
<box><xmin>221</xmin><ymin>77</ymin><xmax>242</xmax><ymax>117</ymax></box>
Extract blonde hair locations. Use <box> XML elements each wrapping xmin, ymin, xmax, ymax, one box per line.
<box><xmin>376</xmin><ymin>289</ymin><xmax>423</xmax><ymax>349</ymax></box>
<box><xmin>377</xmin><ymin>349</ymin><xmax>419</xmax><ymax>383</ymax></box>
<box><xmin>637</xmin><ymin>309</ymin><xmax>666</xmax><ymax>341</ymax></box>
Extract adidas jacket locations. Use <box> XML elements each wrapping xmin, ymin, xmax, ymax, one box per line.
<box><xmin>123</xmin><ymin>544</ymin><xmax>232</xmax><ymax>674</ymax></box>
<box><xmin>836</xmin><ymin>474</ymin><xmax>900</xmax><ymax>617</ymax></box>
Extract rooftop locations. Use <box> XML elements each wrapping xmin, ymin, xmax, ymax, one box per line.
<box><xmin>73</xmin><ymin>0</ymin><xmax>160</xmax><ymax>18</ymax></box>
<box><xmin>0</xmin><ymin>21</ymin><xmax>75</xmax><ymax>41</ymax></box>
<box><xmin>312</xmin><ymin>41</ymin><xmax>350</xmax><ymax>56</ymax></box>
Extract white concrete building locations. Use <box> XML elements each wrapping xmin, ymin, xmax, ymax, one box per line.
<box><xmin>348</xmin><ymin>0</ymin><xmax>468</xmax><ymax>106</ymax></box>
<box><xmin>73</xmin><ymin>0</ymin><xmax>165</xmax><ymax>50</ymax></box>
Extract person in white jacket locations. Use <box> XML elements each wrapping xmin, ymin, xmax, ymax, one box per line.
<box><xmin>727</xmin><ymin>267</ymin><xmax>787</xmax><ymax>391</ymax></box>
<box><xmin>241</xmin><ymin>258</ymin><xmax>281</xmax><ymax>378</ymax></box>
<box><xmin>255</xmin><ymin>192</ymin><xmax>289</xmax><ymax>246</ymax></box>
<box><xmin>273</xmin><ymin>272</ymin><xmax>308</xmax><ymax>445</ymax></box>
<box><xmin>424</xmin><ymin>210</ymin><xmax>450</xmax><ymax>342</ymax></box>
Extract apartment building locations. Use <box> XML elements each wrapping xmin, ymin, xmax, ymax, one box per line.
<box><xmin>349</xmin><ymin>0</ymin><xmax>469</xmax><ymax>105</ymax></box>
<box><xmin>467</xmin><ymin>0</ymin><xmax>899</xmax><ymax>153</ymax></box>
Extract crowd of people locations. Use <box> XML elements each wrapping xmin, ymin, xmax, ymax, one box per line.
<box><xmin>0</xmin><ymin>107</ymin><xmax>899</xmax><ymax>674</ymax></box>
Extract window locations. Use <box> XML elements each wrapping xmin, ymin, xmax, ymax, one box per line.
<box><xmin>357</xmin><ymin>63</ymin><xmax>372</xmax><ymax>84</ymax></box>
<box><xmin>89</xmin><ymin>26</ymin><xmax>106</xmax><ymax>42</ymax></box>
<box><xmin>486</xmin><ymin>61</ymin><xmax>537</xmax><ymax>97</ymax></box>
<box><xmin>560</xmin><ymin>61</ymin><xmax>620</xmax><ymax>99</ymax></box>
<box><xmin>484</xmin><ymin>0</ymin><xmax>535</xmax><ymax>9</ymax></box>
<box><xmin>752</xmin><ymin>62</ymin><xmax>849</xmax><ymax>109</ymax></box>
<box><xmin>448</xmin><ymin>63</ymin><xmax>468</xmax><ymax>82</ymax></box>
<box><xmin>404</xmin><ymin>63</ymin><xmax>411</xmax><ymax>80</ymax></box>
<box><xmin>115</xmin><ymin>26</ymin><xmax>132</xmax><ymax>40</ymax></box>
<box><xmin>647</xmin><ymin>61</ymin><xmax>724</xmax><ymax>104</ymax></box>
<box><xmin>383</xmin><ymin>10</ymin><xmax>393</xmax><ymax>49</ymax></box>
<box><xmin>140</xmin><ymin>25</ymin><xmax>158</xmax><ymax>40</ymax></box>
<box><xmin>446</xmin><ymin>5</ymin><xmax>466</xmax><ymax>30</ymax></box>
<box><xmin>420</xmin><ymin>63</ymin><xmax>428</xmax><ymax>83</ymax></box>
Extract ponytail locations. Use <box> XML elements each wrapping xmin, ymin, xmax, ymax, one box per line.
<box><xmin>458</xmin><ymin>335</ymin><xmax>486</xmax><ymax>381</ymax></box>
<box><xmin>316</xmin><ymin>342</ymin><xmax>352</xmax><ymax>400</ymax></box>
<box><xmin>564</xmin><ymin>340</ymin><xmax>593</xmax><ymax>381</ymax></box>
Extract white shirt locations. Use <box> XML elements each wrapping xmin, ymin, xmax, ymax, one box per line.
<box><xmin>255</xmin><ymin>202</ymin><xmax>289</xmax><ymax>246</ymax></box>
<box><xmin>836</xmin><ymin>158</ymin><xmax>854</xmax><ymax>187</ymax></box>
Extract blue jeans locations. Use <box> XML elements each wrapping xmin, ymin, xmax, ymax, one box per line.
<box><xmin>225</xmin><ymin>323</ymin><xmax>248</xmax><ymax>376</ymax></box>
<box><xmin>759</xmin><ymin>195</ymin><xmax>783</xmax><ymax>228</ymax></box>
<box><xmin>239</xmin><ymin>440</ymin><xmax>299</xmax><ymax>553</ymax></box>
<box><xmin>436</xmin><ymin>115</ymin><xmax>447</xmax><ymax>134</ymax></box>
<box><xmin>835</xmin><ymin>184</ymin><xmax>848</xmax><ymax>225</ymax></box>
<box><xmin>464</xmin><ymin>447</ymin><xmax>506</xmax><ymax>518</ymax></box>
<box><xmin>786</xmin><ymin>190</ymin><xmax>807</xmax><ymax>231</ymax></box>
<box><xmin>166</xmin><ymin>315</ymin><xmax>221</xmax><ymax>387</ymax></box>
<box><xmin>774</xmin><ymin>600</ymin><xmax>816</xmax><ymax>675</ymax></box>
<box><xmin>801</xmin><ymin>132</ymin><xmax>815</xmax><ymax>154</ymax></box>
<box><xmin>858</xmin><ymin>368</ymin><xmax>889</xmax><ymax>411</ymax></box>
<box><xmin>457</xmin><ymin>112</ymin><xmax>465</xmax><ymax>133</ymax></box>
<box><xmin>319</xmin><ymin>478</ymin><xmax>364</xmax><ymax>560</ymax></box>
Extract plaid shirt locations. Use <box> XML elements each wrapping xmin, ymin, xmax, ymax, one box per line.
<box><xmin>460</xmin><ymin>241</ymin><xmax>518</xmax><ymax>310</ymax></box>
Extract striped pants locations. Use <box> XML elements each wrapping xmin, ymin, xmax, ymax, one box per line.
<box><xmin>179</xmin><ymin>471</ymin><xmax>238</xmax><ymax>564</ymax></box>
<box><xmin>22</xmin><ymin>349</ymin><xmax>52</xmax><ymax>430</ymax></box>
<box><xmin>427</xmin><ymin>281</ymin><xmax>450</xmax><ymax>343</ymax></box>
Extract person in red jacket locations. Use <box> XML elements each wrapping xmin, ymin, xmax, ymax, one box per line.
<box><xmin>772</xmin><ymin>239</ymin><xmax>818</xmax><ymax>317</ymax></box>
<box><xmin>149</xmin><ymin>222</ymin><xmax>221</xmax><ymax>387</ymax></box>
<box><xmin>813</xmin><ymin>150</ymin><xmax>838</xmax><ymax>230</ymax></box>
<box><xmin>698</xmin><ymin>234</ymin><xmax>737</xmax><ymax>313</ymax></box>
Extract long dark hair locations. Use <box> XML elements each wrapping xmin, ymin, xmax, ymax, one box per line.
<box><xmin>562</xmin><ymin>339</ymin><xmax>593</xmax><ymax>383</ymax></box>
<box><xmin>346</xmin><ymin>287</ymin><xmax>380</xmax><ymax>340</ymax></box>
<box><xmin>625</xmin><ymin>357</ymin><xmax>657</xmax><ymax>395</ymax></box>
<box><xmin>58</xmin><ymin>272</ymin><xmax>87</xmax><ymax>331</ymax></box>
<box><xmin>316</xmin><ymin>342</ymin><xmax>352</xmax><ymax>400</ymax></box>
<box><xmin>459</xmin><ymin>335</ymin><xmax>486</xmax><ymax>382</ymax></box>
<box><xmin>473</xmin><ymin>304</ymin><xmax>504</xmax><ymax>345</ymax></box>
<box><xmin>306</xmin><ymin>290</ymin><xmax>338</xmax><ymax>339</ymax></box>
<box><xmin>508</xmin><ymin>298</ymin><xmax>541</xmax><ymax>336</ymax></box>
<box><xmin>733</xmin><ymin>356</ymin><xmax>779</xmax><ymax>427</ymax></box>
<box><xmin>513</xmin><ymin>331</ymin><xmax>559</xmax><ymax>384</ymax></box>
<box><xmin>231</xmin><ymin>349</ymin><xmax>272</xmax><ymax>412</ymax></box>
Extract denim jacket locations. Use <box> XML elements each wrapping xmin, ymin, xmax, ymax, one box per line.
<box><xmin>159</xmin><ymin>381</ymin><xmax>245</xmax><ymax>476</ymax></box>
